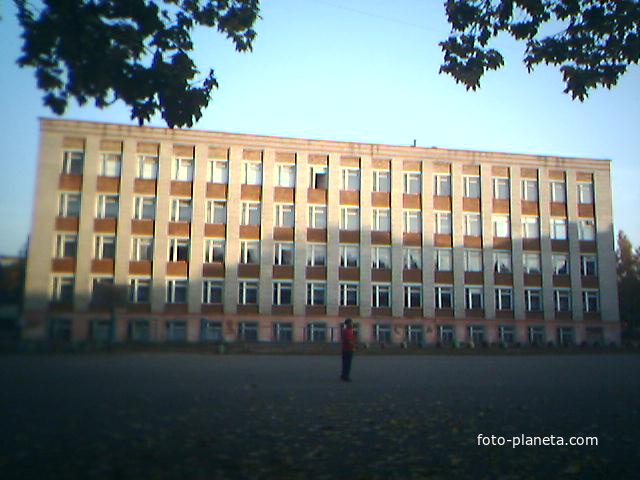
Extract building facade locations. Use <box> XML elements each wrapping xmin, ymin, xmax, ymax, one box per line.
<box><xmin>22</xmin><ymin>119</ymin><xmax>620</xmax><ymax>345</ymax></box>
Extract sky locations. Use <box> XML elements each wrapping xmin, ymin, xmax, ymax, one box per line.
<box><xmin>0</xmin><ymin>0</ymin><xmax>638</xmax><ymax>256</ymax></box>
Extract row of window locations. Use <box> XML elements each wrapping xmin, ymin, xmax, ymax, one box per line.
<box><xmin>63</xmin><ymin>150</ymin><xmax>595</xmax><ymax>202</ymax></box>
<box><xmin>59</xmin><ymin>191</ymin><xmax>597</xmax><ymax>239</ymax></box>
<box><xmin>48</xmin><ymin>317</ymin><xmax>600</xmax><ymax>347</ymax></box>
<box><xmin>52</xmin><ymin>275</ymin><xmax>600</xmax><ymax>313</ymax></box>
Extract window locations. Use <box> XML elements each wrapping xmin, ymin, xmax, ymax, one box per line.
<box><xmin>138</xmin><ymin>155</ymin><xmax>158</xmax><ymax>179</ymax></box>
<box><xmin>372</xmin><ymin>284</ymin><xmax>391</xmax><ymax>308</ymax></box>
<box><xmin>464</xmin><ymin>250</ymin><xmax>483</xmax><ymax>272</ymax></box>
<box><xmin>552</xmin><ymin>254</ymin><xmax>569</xmax><ymax>275</ymax></box>
<box><xmin>464</xmin><ymin>213</ymin><xmax>482</xmax><ymax>236</ymax></box>
<box><xmin>308</xmin><ymin>205</ymin><xmax>327</xmax><ymax>228</ymax></box>
<box><xmin>340</xmin><ymin>207</ymin><xmax>360</xmax><ymax>230</ymax></box>
<box><xmin>439</xmin><ymin>325</ymin><xmax>455</xmax><ymax>345</ymax></box>
<box><xmin>465</xmin><ymin>287</ymin><xmax>483</xmax><ymax>309</ymax></box>
<box><xmin>166</xmin><ymin>279</ymin><xmax>187</xmax><ymax>303</ymax></box>
<box><xmin>206</xmin><ymin>200</ymin><xmax>226</xmax><ymax>224</ymax></box>
<box><xmin>521</xmin><ymin>216</ymin><xmax>540</xmax><ymax>239</ymax></box>
<box><xmin>372</xmin><ymin>208</ymin><xmax>391</xmax><ymax>232</ymax></box>
<box><xmin>341</xmin><ymin>168</ymin><xmax>360</xmax><ymax>190</ymax></box>
<box><xmin>374</xmin><ymin>324</ymin><xmax>392</xmax><ymax>344</ymax></box>
<box><xmin>372</xmin><ymin>247</ymin><xmax>392</xmax><ymax>269</ymax></box>
<box><xmin>492</xmin><ymin>215</ymin><xmax>510</xmax><ymax>237</ymax></box>
<box><xmin>581</xmin><ymin>255</ymin><xmax>597</xmax><ymax>276</ymax></box>
<box><xmin>578</xmin><ymin>182</ymin><xmax>594</xmax><ymax>204</ymax></box>
<box><xmin>404</xmin><ymin>172</ymin><xmax>421</xmax><ymax>194</ymax></box>
<box><xmin>307</xmin><ymin>323</ymin><xmax>327</xmax><ymax>343</ymax></box>
<box><xmin>201</xmin><ymin>319</ymin><xmax>223</xmax><ymax>342</ymax></box>
<box><xmin>209</xmin><ymin>160</ymin><xmax>228</xmax><ymax>183</ymax></box>
<box><xmin>434</xmin><ymin>249</ymin><xmax>453</xmax><ymax>271</ymax></box>
<box><xmin>129</xmin><ymin>278</ymin><xmax>151</xmax><ymax>303</ymax></box>
<box><xmin>240</xmin><ymin>241</ymin><xmax>260</xmax><ymax>264</ymax></box>
<box><xmin>306</xmin><ymin>282</ymin><xmax>326</xmax><ymax>305</ymax></box>
<box><xmin>373</xmin><ymin>170</ymin><xmax>391</xmax><ymax>192</ymax></box>
<box><xmin>242</xmin><ymin>161</ymin><xmax>262</xmax><ymax>185</ymax></box>
<box><xmin>554</xmin><ymin>289</ymin><xmax>571</xmax><ymax>312</ymax></box>
<box><xmin>273</xmin><ymin>322</ymin><xmax>293</xmax><ymax>343</ymax></box>
<box><xmin>133</xmin><ymin>196</ymin><xmax>156</xmax><ymax>220</ymax></box>
<box><xmin>238</xmin><ymin>281</ymin><xmax>258</xmax><ymax>305</ymax></box>
<box><xmin>173</xmin><ymin>157</ymin><xmax>193</xmax><ymax>181</ymax></box>
<box><xmin>339</xmin><ymin>283</ymin><xmax>359</xmax><ymax>306</ymax></box>
<box><xmin>434</xmin><ymin>174</ymin><xmax>451</xmax><ymax>196</ymax></box>
<box><xmin>49</xmin><ymin>317</ymin><xmax>72</xmax><ymax>340</ymax></box>
<box><xmin>550</xmin><ymin>218</ymin><xmax>567</xmax><ymax>240</ymax></box>
<box><xmin>499</xmin><ymin>325</ymin><xmax>515</xmax><ymax>344</ymax></box>
<box><xmin>578</xmin><ymin>219</ymin><xmax>595</xmax><ymax>241</ymax></box>
<box><xmin>403</xmin><ymin>247</ymin><xmax>421</xmax><ymax>270</ymax></box>
<box><xmin>493</xmin><ymin>178</ymin><xmax>510</xmax><ymax>199</ymax></box>
<box><xmin>91</xmin><ymin>277</ymin><xmax>114</xmax><ymax>305</ymax></box>
<box><xmin>273</xmin><ymin>281</ymin><xmax>293</xmax><ymax>306</ymax></box>
<box><xmin>131</xmin><ymin>237</ymin><xmax>153</xmax><ymax>261</ymax></box>
<box><xmin>493</xmin><ymin>251</ymin><xmax>512</xmax><ymax>273</ymax></box>
<box><xmin>90</xmin><ymin>319</ymin><xmax>113</xmax><ymax>342</ymax></box>
<box><xmin>274</xmin><ymin>204</ymin><xmax>295</xmax><ymax>228</ymax></box>
<box><xmin>170</xmin><ymin>198</ymin><xmax>192</xmax><ymax>222</ymax></box>
<box><xmin>168</xmin><ymin>238</ymin><xmax>190</xmax><ymax>262</ymax></box>
<box><xmin>59</xmin><ymin>193</ymin><xmax>81</xmax><ymax>217</ymax></box>
<box><xmin>307</xmin><ymin>244</ymin><xmax>327</xmax><ymax>266</ymax></box>
<box><xmin>523</xmin><ymin>253</ymin><xmax>541</xmax><ymax>274</ymax></box>
<box><xmin>52</xmin><ymin>276</ymin><xmax>74</xmax><ymax>302</ymax></box>
<box><xmin>404</xmin><ymin>284</ymin><xmax>422</xmax><ymax>308</ymax></box>
<box><xmin>95</xmin><ymin>235</ymin><xmax>116</xmax><ymax>260</ymax></box>
<box><xmin>63</xmin><ymin>151</ymin><xmax>84</xmax><ymax>175</ymax></box>
<box><xmin>468</xmin><ymin>325</ymin><xmax>485</xmax><ymax>344</ymax></box>
<box><xmin>274</xmin><ymin>242</ymin><xmax>294</xmax><ymax>266</ymax></box>
<box><xmin>521</xmin><ymin>179</ymin><xmax>538</xmax><ymax>201</ymax></box>
<box><xmin>309</xmin><ymin>165</ymin><xmax>328</xmax><ymax>189</ymax></box>
<box><xmin>403</xmin><ymin>210</ymin><xmax>421</xmax><ymax>233</ymax></box>
<box><xmin>129</xmin><ymin>319</ymin><xmax>150</xmax><ymax>342</ymax></box>
<box><xmin>550</xmin><ymin>181</ymin><xmax>566</xmax><ymax>202</ymax></box>
<box><xmin>524</xmin><ymin>289</ymin><xmax>542</xmax><ymax>312</ymax></box>
<box><xmin>582</xmin><ymin>290</ymin><xmax>599</xmax><ymax>312</ymax></box>
<box><xmin>464</xmin><ymin>176</ymin><xmax>480</xmax><ymax>198</ymax></box>
<box><xmin>339</xmin><ymin>245</ymin><xmax>359</xmax><ymax>268</ymax></box>
<box><xmin>434</xmin><ymin>286</ymin><xmax>453</xmax><ymax>309</ymax></box>
<box><xmin>495</xmin><ymin>288</ymin><xmax>513</xmax><ymax>310</ymax></box>
<box><xmin>435</xmin><ymin>212</ymin><xmax>452</xmax><ymax>234</ymax></box>
<box><xmin>241</xmin><ymin>202</ymin><xmax>261</xmax><ymax>225</ymax></box>
<box><xmin>55</xmin><ymin>234</ymin><xmax>77</xmax><ymax>258</ymax></box>
<box><xmin>100</xmin><ymin>153</ymin><xmax>122</xmax><ymax>177</ymax></box>
<box><xmin>529</xmin><ymin>326</ymin><xmax>545</xmax><ymax>345</ymax></box>
<box><xmin>406</xmin><ymin>325</ymin><xmax>424</xmax><ymax>344</ymax></box>
<box><xmin>204</xmin><ymin>239</ymin><xmax>225</xmax><ymax>263</ymax></box>
<box><xmin>238</xmin><ymin>322</ymin><xmax>258</xmax><ymax>342</ymax></box>
<box><xmin>96</xmin><ymin>195</ymin><xmax>119</xmax><ymax>219</ymax></box>
<box><xmin>558</xmin><ymin>327</ymin><xmax>574</xmax><ymax>346</ymax></box>
<box><xmin>276</xmin><ymin>164</ymin><xmax>296</xmax><ymax>187</ymax></box>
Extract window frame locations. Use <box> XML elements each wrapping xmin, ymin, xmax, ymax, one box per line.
<box><xmin>372</xmin><ymin>246</ymin><xmax>392</xmax><ymax>269</ymax></box>
<box><xmin>170</xmin><ymin>198</ymin><xmax>192</xmax><ymax>223</ymax></box>
<box><xmin>131</xmin><ymin>236</ymin><xmax>153</xmax><ymax>261</ymax></box>
<box><xmin>203</xmin><ymin>238</ymin><xmax>225</xmax><ymax>263</ymax></box>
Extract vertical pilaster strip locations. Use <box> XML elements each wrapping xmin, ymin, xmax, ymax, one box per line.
<box><xmin>452</xmin><ymin>163</ymin><xmax>465</xmax><ymax>319</ymax></box>
<box><xmin>114</xmin><ymin>139</ymin><xmax>136</xmax><ymax>304</ymax></box>
<box><xmin>594</xmin><ymin>168</ymin><xmax>619</xmax><ymax>326</ymax></box>
<box><xmin>74</xmin><ymin>135</ymin><xmax>100</xmax><ymax>312</ymax></box>
<box><xmin>422</xmin><ymin>159</ymin><xmax>435</xmax><ymax>318</ymax></box>
<box><xmin>566</xmin><ymin>170</ymin><xmax>584</xmax><ymax>321</ymax></box>
<box><xmin>259</xmin><ymin>149</ymin><xmax>275</xmax><ymax>314</ymax></box>
<box><xmin>293</xmin><ymin>152</ymin><xmax>309</xmax><ymax>316</ymax></box>
<box><xmin>538</xmin><ymin>168</ymin><xmax>555</xmax><ymax>321</ymax></box>
<box><xmin>359</xmin><ymin>154</ymin><xmax>373</xmax><ymax>318</ymax></box>
<box><xmin>480</xmin><ymin>164</ymin><xmax>495</xmax><ymax>320</ymax></box>
<box><xmin>151</xmin><ymin>141</ymin><xmax>172</xmax><ymax>313</ymax></box>
<box><xmin>390</xmin><ymin>157</ymin><xmax>404</xmax><ymax>318</ymax></box>
<box><xmin>510</xmin><ymin>168</ymin><xmax>525</xmax><ymax>319</ymax></box>
<box><xmin>188</xmin><ymin>143</ymin><xmax>207</xmax><ymax>314</ymax></box>
<box><xmin>326</xmin><ymin>153</ymin><xmax>340</xmax><ymax>316</ymax></box>
<box><xmin>224</xmin><ymin>146</ymin><xmax>242</xmax><ymax>314</ymax></box>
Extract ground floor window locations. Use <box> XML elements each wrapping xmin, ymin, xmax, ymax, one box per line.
<box><xmin>49</xmin><ymin>318</ymin><xmax>72</xmax><ymax>341</ymax></box>
<box><xmin>166</xmin><ymin>320</ymin><xmax>187</xmax><ymax>342</ymax></box>
<box><xmin>273</xmin><ymin>322</ymin><xmax>293</xmax><ymax>343</ymax></box>
<box><xmin>557</xmin><ymin>327</ymin><xmax>574</xmax><ymax>347</ymax></box>
<box><xmin>307</xmin><ymin>323</ymin><xmax>327</xmax><ymax>343</ymax></box>
<box><xmin>239</xmin><ymin>322</ymin><xmax>259</xmax><ymax>342</ymax></box>
<box><xmin>529</xmin><ymin>326</ymin><xmax>545</xmax><ymax>346</ymax></box>
<box><xmin>374</xmin><ymin>324</ymin><xmax>392</xmax><ymax>344</ymax></box>
<box><xmin>498</xmin><ymin>325</ymin><xmax>515</xmax><ymax>345</ymax></box>
<box><xmin>468</xmin><ymin>325</ymin><xmax>485</xmax><ymax>345</ymax></box>
<box><xmin>90</xmin><ymin>319</ymin><xmax>113</xmax><ymax>342</ymax></box>
<box><xmin>129</xmin><ymin>319</ymin><xmax>151</xmax><ymax>342</ymax></box>
<box><xmin>201</xmin><ymin>319</ymin><xmax>223</xmax><ymax>342</ymax></box>
<box><xmin>438</xmin><ymin>325</ymin><xmax>455</xmax><ymax>345</ymax></box>
<box><xmin>405</xmin><ymin>325</ymin><xmax>423</xmax><ymax>345</ymax></box>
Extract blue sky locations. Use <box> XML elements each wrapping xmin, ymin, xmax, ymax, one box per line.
<box><xmin>0</xmin><ymin>0</ymin><xmax>638</xmax><ymax>255</ymax></box>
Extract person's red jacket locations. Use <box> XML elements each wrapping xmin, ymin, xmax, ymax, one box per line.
<box><xmin>341</xmin><ymin>326</ymin><xmax>355</xmax><ymax>352</ymax></box>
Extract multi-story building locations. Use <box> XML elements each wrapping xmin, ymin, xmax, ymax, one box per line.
<box><xmin>22</xmin><ymin>119</ymin><xmax>620</xmax><ymax>345</ymax></box>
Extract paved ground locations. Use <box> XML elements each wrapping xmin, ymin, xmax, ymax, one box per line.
<box><xmin>1</xmin><ymin>353</ymin><xmax>639</xmax><ymax>479</ymax></box>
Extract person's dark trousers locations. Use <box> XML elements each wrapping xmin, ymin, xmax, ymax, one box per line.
<box><xmin>341</xmin><ymin>350</ymin><xmax>353</xmax><ymax>380</ymax></box>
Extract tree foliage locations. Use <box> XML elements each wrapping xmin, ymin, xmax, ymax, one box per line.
<box><xmin>14</xmin><ymin>0</ymin><xmax>260</xmax><ymax>128</ymax></box>
<box><xmin>440</xmin><ymin>0</ymin><xmax>640</xmax><ymax>99</ymax></box>
<box><xmin>616</xmin><ymin>231</ymin><xmax>640</xmax><ymax>331</ymax></box>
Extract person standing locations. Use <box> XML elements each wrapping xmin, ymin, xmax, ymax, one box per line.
<box><xmin>340</xmin><ymin>318</ymin><xmax>355</xmax><ymax>382</ymax></box>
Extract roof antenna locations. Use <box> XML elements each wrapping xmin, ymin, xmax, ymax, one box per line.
<box><xmin>412</xmin><ymin>139</ymin><xmax>416</xmax><ymax>147</ymax></box>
